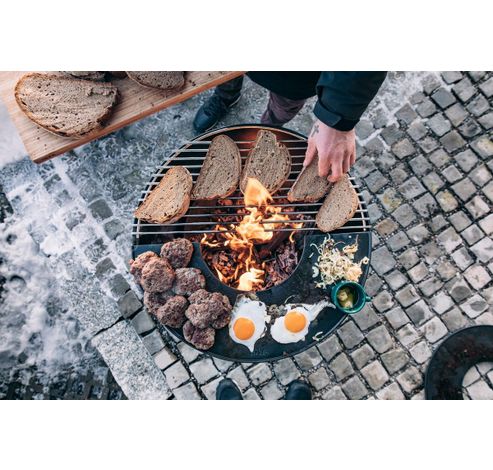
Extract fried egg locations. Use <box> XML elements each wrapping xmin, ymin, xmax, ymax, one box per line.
<box><xmin>229</xmin><ymin>296</ymin><xmax>269</xmax><ymax>352</ymax></box>
<box><xmin>270</xmin><ymin>300</ymin><xmax>331</xmax><ymax>344</ymax></box>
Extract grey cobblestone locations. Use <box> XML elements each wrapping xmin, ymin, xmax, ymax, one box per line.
<box><xmin>173</xmin><ymin>382</ymin><xmax>201</xmax><ymax>400</ymax></box>
<box><xmin>397</xmin><ymin>366</ymin><xmax>422</xmax><ymax>394</ymax></box>
<box><xmin>381</xmin><ymin>348</ymin><xmax>409</xmax><ymax>374</ymax></box>
<box><xmin>351</xmin><ymin>344</ymin><xmax>375</xmax><ymax>369</ymax></box>
<box><xmin>420</xmin><ymin>317</ymin><xmax>448</xmax><ymax>343</ymax></box>
<box><xmin>164</xmin><ymin>362</ymin><xmax>190</xmax><ymax>389</ymax></box>
<box><xmin>189</xmin><ymin>358</ymin><xmax>218</xmax><ymax>385</ymax></box>
<box><xmin>361</xmin><ymin>360</ymin><xmax>390</xmax><ymax>391</ymax></box>
<box><xmin>153</xmin><ymin>348</ymin><xmax>177</xmax><ymax>370</ymax></box>
<box><xmin>273</xmin><ymin>358</ymin><xmax>301</xmax><ymax>386</ymax></box>
<box><xmin>372</xmin><ymin>290</ymin><xmax>395</xmax><ymax>313</ymax></box>
<box><xmin>366</xmin><ymin>325</ymin><xmax>394</xmax><ymax>353</ymax></box>
<box><xmin>323</xmin><ymin>386</ymin><xmax>347</xmax><ymax>400</ymax></box>
<box><xmin>308</xmin><ymin>368</ymin><xmax>331</xmax><ymax>391</ymax></box>
<box><xmin>294</xmin><ymin>348</ymin><xmax>323</xmax><ymax>370</ymax></box>
<box><xmin>247</xmin><ymin>363</ymin><xmax>272</xmax><ymax>386</ymax></box>
<box><xmin>385</xmin><ymin>307</ymin><xmax>410</xmax><ymax>330</ymax></box>
<box><xmin>329</xmin><ymin>354</ymin><xmax>354</xmax><ymax>381</ymax></box>
<box><xmin>376</xmin><ymin>383</ymin><xmax>405</xmax><ymax>400</ymax></box>
<box><xmin>317</xmin><ymin>336</ymin><xmax>342</xmax><ymax>362</ymax></box>
<box><xmin>260</xmin><ymin>380</ymin><xmax>284</xmax><ymax>400</ymax></box>
<box><xmin>342</xmin><ymin>376</ymin><xmax>368</xmax><ymax>400</ymax></box>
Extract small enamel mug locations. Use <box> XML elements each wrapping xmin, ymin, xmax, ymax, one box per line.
<box><xmin>331</xmin><ymin>281</ymin><xmax>371</xmax><ymax>315</ymax></box>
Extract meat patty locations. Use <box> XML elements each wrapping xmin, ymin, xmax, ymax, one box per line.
<box><xmin>183</xmin><ymin>320</ymin><xmax>215</xmax><ymax>350</ymax></box>
<box><xmin>144</xmin><ymin>290</ymin><xmax>173</xmax><ymax>314</ymax></box>
<box><xmin>185</xmin><ymin>289</ymin><xmax>232</xmax><ymax>328</ymax></box>
<box><xmin>140</xmin><ymin>257</ymin><xmax>175</xmax><ymax>293</ymax></box>
<box><xmin>129</xmin><ymin>251</ymin><xmax>158</xmax><ymax>284</ymax></box>
<box><xmin>173</xmin><ymin>267</ymin><xmax>206</xmax><ymax>296</ymax></box>
<box><xmin>211</xmin><ymin>310</ymin><xmax>231</xmax><ymax>329</ymax></box>
<box><xmin>160</xmin><ymin>238</ymin><xmax>194</xmax><ymax>269</ymax></box>
<box><xmin>155</xmin><ymin>295</ymin><xmax>188</xmax><ymax>328</ymax></box>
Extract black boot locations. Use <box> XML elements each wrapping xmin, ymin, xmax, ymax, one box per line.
<box><xmin>285</xmin><ymin>380</ymin><xmax>312</xmax><ymax>400</ymax></box>
<box><xmin>193</xmin><ymin>76</ymin><xmax>243</xmax><ymax>133</ymax></box>
<box><xmin>216</xmin><ymin>379</ymin><xmax>243</xmax><ymax>400</ymax></box>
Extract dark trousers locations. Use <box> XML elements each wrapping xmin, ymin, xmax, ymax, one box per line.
<box><xmin>215</xmin><ymin>76</ymin><xmax>306</xmax><ymax>126</ymax></box>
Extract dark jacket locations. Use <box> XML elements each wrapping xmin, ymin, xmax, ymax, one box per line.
<box><xmin>247</xmin><ymin>71</ymin><xmax>387</xmax><ymax>131</ymax></box>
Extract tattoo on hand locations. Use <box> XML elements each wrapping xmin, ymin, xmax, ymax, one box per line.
<box><xmin>310</xmin><ymin>124</ymin><xmax>319</xmax><ymax>136</ymax></box>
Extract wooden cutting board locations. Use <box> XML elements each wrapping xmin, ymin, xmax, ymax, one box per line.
<box><xmin>0</xmin><ymin>71</ymin><xmax>244</xmax><ymax>164</ymax></box>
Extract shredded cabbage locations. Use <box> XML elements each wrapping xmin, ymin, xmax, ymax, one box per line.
<box><xmin>312</xmin><ymin>237</ymin><xmax>368</xmax><ymax>288</ymax></box>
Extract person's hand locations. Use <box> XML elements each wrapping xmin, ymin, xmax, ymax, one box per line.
<box><xmin>304</xmin><ymin>119</ymin><xmax>356</xmax><ymax>182</ymax></box>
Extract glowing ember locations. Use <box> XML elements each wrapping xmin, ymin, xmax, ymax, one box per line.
<box><xmin>201</xmin><ymin>178</ymin><xmax>302</xmax><ymax>291</ymax></box>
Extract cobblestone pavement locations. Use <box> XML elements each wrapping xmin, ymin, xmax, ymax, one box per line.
<box><xmin>0</xmin><ymin>71</ymin><xmax>492</xmax><ymax>399</ymax></box>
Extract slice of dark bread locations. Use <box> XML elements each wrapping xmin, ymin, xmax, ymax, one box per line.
<box><xmin>63</xmin><ymin>71</ymin><xmax>106</xmax><ymax>81</ymax></box>
<box><xmin>316</xmin><ymin>174</ymin><xmax>359</xmax><ymax>232</ymax></box>
<box><xmin>240</xmin><ymin>130</ymin><xmax>291</xmax><ymax>194</ymax></box>
<box><xmin>126</xmin><ymin>72</ymin><xmax>185</xmax><ymax>91</ymax></box>
<box><xmin>134</xmin><ymin>166</ymin><xmax>192</xmax><ymax>224</ymax></box>
<box><xmin>287</xmin><ymin>154</ymin><xmax>331</xmax><ymax>202</ymax></box>
<box><xmin>191</xmin><ymin>135</ymin><xmax>241</xmax><ymax>200</ymax></box>
<box><xmin>15</xmin><ymin>73</ymin><xmax>118</xmax><ymax>138</ymax></box>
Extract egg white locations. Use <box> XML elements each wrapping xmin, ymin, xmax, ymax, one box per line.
<box><xmin>270</xmin><ymin>300</ymin><xmax>331</xmax><ymax>344</ymax></box>
<box><xmin>228</xmin><ymin>296</ymin><xmax>269</xmax><ymax>352</ymax></box>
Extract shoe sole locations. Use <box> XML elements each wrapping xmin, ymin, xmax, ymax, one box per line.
<box><xmin>195</xmin><ymin>96</ymin><xmax>241</xmax><ymax>134</ymax></box>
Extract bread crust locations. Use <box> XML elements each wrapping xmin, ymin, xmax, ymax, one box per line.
<box><xmin>14</xmin><ymin>72</ymin><xmax>118</xmax><ymax>138</ymax></box>
<box><xmin>287</xmin><ymin>154</ymin><xmax>330</xmax><ymax>203</ymax></box>
<box><xmin>126</xmin><ymin>71</ymin><xmax>185</xmax><ymax>91</ymax></box>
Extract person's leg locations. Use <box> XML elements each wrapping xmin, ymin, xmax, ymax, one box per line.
<box><xmin>261</xmin><ymin>92</ymin><xmax>307</xmax><ymax>126</ymax></box>
<box><xmin>193</xmin><ymin>76</ymin><xmax>244</xmax><ymax>133</ymax></box>
<box><xmin>285</xmin><ymin>380</ymin><xmax>312</xmax><ymax>400</ymax></box>
<box><xmin>216</xmin><ymin>378</ymin><xmax>243</xmax><ymax>400</ymax></box>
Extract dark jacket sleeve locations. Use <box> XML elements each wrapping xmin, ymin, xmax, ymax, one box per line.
<box><xmin>314</xmin><ymin>72</ymin><xmax>387</xmax><ymax>131</ymax></box>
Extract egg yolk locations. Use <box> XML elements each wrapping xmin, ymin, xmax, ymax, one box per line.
<box><xmin>285</xmin><ymin>310</ymin><xmax>307</xmax><ymax>333</ymax></box>
<box><xmin>233</xmin><ymin>317</ymin><xmax>255</xmax><ymax>340</ymax></box>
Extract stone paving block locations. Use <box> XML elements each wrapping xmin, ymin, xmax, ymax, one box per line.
<box><xmin>427</xmin><ymin>114</ymin><xmax>452</xmax><ymax>137</ymax></box>
<box><xmin>337</xmin><ymin>320</ymin><xmax>365</xmax><ymax>348</ymax></box>
<box><xmin>380</xmin><ymin>124</ymin><xmax>404</xmax><ymax>145</ymax></box>
<box><xmin>323</xmin><ymin>386</ymin><xmax>347</xmax><ymax>400</ymax></box>
<box><xmin>385</xmin><ymin>270</ymin><xmax>408</xmax><ymax>291</ymax></box>
<box><xmin>460</xmin><ymin>294</ymin><xmax>488</xmax><ymax>319</ymax></box>
<box><xmin>408</xmin><ymin>120</ymin><xmax>428</xmax><ymax>141</ymax></box>
<box><xmin>442</xmin><ymin>307</ymin><xmax>468</xmax><ymax>331</ymax></box>
<box><xmin>173</xmin><ymin>382</ymin><xmax>201</xmax><ymax>400</ymax></box>
<box><xmin>201</xmin><ymin>377</ymin><xmax>223</xmax><ymax>400</ymax></box>
<box><xmin>392</xmin><ymin>203</ymin><xmax>417</xmax><ymax>228</ymax></box>
<box><xmin>430</xmin><ymin>214</ymin><xmax>449</xmax><ymax>233</ymax></box>
<box><xmin>420</xmin><ymin>317</ymin><xmax>448</xmax><ymax>343</ymax></box>
<box><xmin>429</xmin><ymin>148</ymin><xmax>451</xmax><ymax>168</ymax></box>
<box><xmin>294</xmin><ymin>347</ymin><xmax>323</xmax><ymax>370</ymax></box>
<box><xmin>442</xmin><ymin>71</ymin><xmax>463</xmax><ymax>84</ymax></box>
<box><xmin>368</xmin><ymin>204</ymin><xmax>382</xmax><ymax>223</ymax></box>
<box><xmin>88</xmin><ymin>199</ymin><xmax>113</xmax><ymax>221</ymax></box>
<box><xmin>354</xmin><ymin>155</ymin><xmax>377</xmax><ymax>177</ymax></box>
<box><xmin>163</xmin><ymin>361</ymin><xmax>190</xmax><ymax>390</ymax></box>
<box><xmin>422</xmin><ymin>172</ymin><xmax>445</xmax><ymax>195</ymax></box>
<box><xmin>408</xmin><ymin>262</ymin><xmax>428</xmax><ymax>283</ymax></box>
<box><xmin>361</xmin><ymin>361</ymin><xmax>389</xmax><ymax>391</ymax></box>
<box><xmin>366</xmin><ymin>325</ymin><xmax>394</xmax><ymax>353</ymax></box>
<box><xmin>410</xmin><ymin>155</ymin><xmax>433</xmax><ymax>176</ymax></box>
<box><xmin>479</xmin><ymin>76</ymin><xmax>493</xmax><ymax>97</ymax></box>
<box><xmin>440</xmin><ymin>130</ymin><xmax>466</xmax><ymax>152</ymax></box>
<box><xmin>342</xmin><ymin>376</ymin><xmax>368</xmax><ymax>400</ymax></box>
<box><xmin>470</xmin><ymin>165</ymin><xmax>492</xmax><ymax>187</ymax></box>
<box><xmin>392</xmin><ymin>138</ymin><xmax>416</xmax><ymax>159</ymax></box>
<box><xmin>397</xmin><ymin>366</ymin><xmax>422</xmax><ymax>394</ymax></box>
<box><xmin>178</xmin><ymin>342</ymin><xmax>201</xmax><ymax>363</ymax></box>
<box><xmin>356</xmin><ymin>119</ymin><xmax>374</xmax><ymax>139</ymax></box>
<box><xmin>365</xmin><ymin>274</ymin><xmax>383</xmax><ymax>296</ymax></box>
<box><xmin>213</xmin><ymin>357</ymin><xmax>233</xmax><ymax>372</ymax></box>
<box><xmin>396</xmin><ymin>285</ymin><xmax>420</xmax><ymax>307</ymax></box>
<box><xmin>385</xmin><ymin>307</ymin><xmax>410</xmax><ymax>330</ymax></box>
<box><xmin>478</xmin><ymin>112</ymin><xmax>493</xmax><ymax>130</ymax></box>
<box><xmin>376</xmin><ymin>218</ymin><xmax>399</xmax><ymax>236</ymax></box>
<box><xmin>452</xmin><ymin>76</ymin><xmax>475</xmax><ymax>101</ymax></box>
<box><xmin>476</xmin><ymin>311</ymin><xmax>493</xmax><ymax>326</ymax></box>
<box><xmin>260</xmin><ymin>380</ymin><xmax>284</xmax><ymax>400</ymax></box>
<box><xmin>413</xmin><ymin>193</ymin><xmax>438</xmax><ymax>217</ymax></box>
<box><xmin>242</xmin><ymin>388</ymin><xmax>260</xmax><ymax>400</ymax></box>
<box><xmin>437</xmin><ymin>226</ymin><xmax>462</xmax><ymax>253</ymax></box>
<box><xmin>464</xmin><ymin>265</ymin><xmax>491</xmax><ymax>290</ymax></box>
<box><xmin>409</xmin><ymin>341</ymin><xmax>432</xmax><ymax>364</ymax></box>
<box><xmin>446</xmin><ymin>277</ymin><xmax>473</xmax><ymax>302</ymax></box>
<box><xmin>451</xmin><ymin>178</ymin><xmax>477</xmax><ymax>202</ymax></box>
<box><xmin>459</xmin><ymin>116</ymin><xmax>482</xmax><ymax>139</ymax></box>
<box><xmin>387</xmin><ymin>231</ymin><xmax>410</xmax><ymax>251</ymax></box>
<box><xmin>466</xmin><ymin>94</ymin><xmax>490</xmax><ymax>117</ymax></box>
<box><xmin>117</xmin><ymin>290</ymin><xmax>142</xmax><ymax>318</ymax></box>
<box><xmin>471</xmin><ymin>237</ymin><xmax>493</xmax><ymax>263</ymax></box>
<box><xmin>430</xmin><ymin>292</ymin><xmax>455</xmax><ymax>315</ymax></box>
<box><xmin>376</xmin><ymin>383</ymin><xmax>405</xmax><ymax>400</ymax></box>
<box><xmin>461</xmin><ymin>225</ymin><xmax>484</xmax><ymax>246</ymax></box>
<box><xmin>398</xmin><ymin>248</ymin><xmax>420</xmax><ymax>270</ymax></box>
<box><xmin>396</xmin><ymin>323</ymin><xmax>420</xmax><ymax>347</ymax></box>
<box><xmin>456</xmin><ymin>149</ymin><xmax>479</xmax><ymax>173</ymax></box>
<box><xmin>273</xmin><ymin>358</ymin><xmax>301</xmax><ymax>386</ymax></box>
<box><xmin>248</xmin><ymin>363</ymin><xmax>272</xmax><ymax>386</ymax></box>
<box><xmin>104</xmin><ymin>219</ymin><xmax>125</xmax><ymax>240</ymax></box>
<box><xmin>153</xmin><ymin>348</ymin><xmax>178</xmax><ymax>370</ymax></box>
<box><xmin>451</xmin><ymin>247</ymin><xmax>473</xmax><ymax>271</ymax></box>
<box><xmin>189</xmin><ymin>358</ymin><xmax>219</xmax><ymax>385</ymax></box>
<box><xmin>416</xmin><ymin>98</ymin><xmax>437</xmax><ymax>118</ymax></box>
<box><xmin>418</xmin><ymin>135</ymin><xmax>441</xmax><ymax>155</ymax></box>
<box><xmin>390</xmin><ymin>167</ymin><xmax>408</xmax><ymax>185</ymax></box>
<box><xmin>142</xmin><ymin>329</ymin><xmax>166</xmax><ymax>355</ymax></box>
<box><xmin>471</xmin><ymin>135</ymin><xmax>493</xmax><ymax>160</ymax></box>
<box><xmin>131</xmin><ymin>309</ymin><xmax>155</xmax><ymax>334</ymax></box>
<box><xmin>351</xmin><ymin>344</ymin><xmax>375</xmax><ymax>369</ymax></box>
<box><xmin>436</xmin><ymin>260</ymin><xmax>458</xmax><ymax>281</ymax></box>
<box><xmin>448</xmin><ymin>211</ymin><xmax>472</xmax><ymax>232</ymax></box>
<box><xmin>317</xmin><ymin>336</ymin><xmax>342</xmax><ymax>362</ymax></box>
<box><xmin>329</xmin><ymin>353</ymin><xmax>354</xmax><ymax>381</ymax></box>
<box><xmin>420</xmin><ymin>241</ymin><xmax>443</xmax><ymax>265</ymax></box>
<box><xmin>399</xmin><ymin>177</ymin><xmax>427</xmax><ymax>200</ymax></box>
<box><xmin>378</xmin><ymin>188</ymin><xmax>403</xmax><ymax>213</ymax></box>
<box><xmin>436</xmin><ymin>190</ymin><xmax>459</xmax><ymax>212</ymax></box>
<box><xmin>365</xmin><ymin>170</ymin><xmax>388</xmax><ymax>193</ymax></box>
<box><xmin>396</xmin><ymin>103</ymin><xmax>418</xmax><ymax>124</ymax></box>
<box><xmin>109</xmin><ymin>274</ymin><xmax>131</xmax><ymax>297</ymax></box>
<box><xmin>381</xmin><ymin>348</ymin><xmax>409</xmax><ymax>375</ymax></box>
<box><xmin>308</xmin><ymin>368</ymin><xmax>331</xmax><ymax>391</ymax></box>
<box><xmin>445</xmin><ymin>102</ymin><xmax>468</xmax><ymax>126</ymax></box>
<box><xmin>372</xmin><ymin>290</ymin><xmax>395</xmax><ymax>313</ymax></box>
<box><xmin>371</xmin><ymin>246</ymin><xmax>396</xmax><ymax>275</ymax></box>
<box><xmin>352</xmin><ymin>305</ymin><xmax>381</xmax><ymax>331</ymax></box>
<box><xmin>376</xmin><ymin>152</ymin><xmax>397</xmax><ymax>172</ymax></box>
<box><xmin>479</xmin><ymin>214</ymin><xmax>493</xmax><ymax>235</ymax></box>
<box><xmin>431</xmin><ymin>88</ymin><xmax>456</xmax><ymax>109</ymax></box>
<box><xmin>418</xmin><ymin>277</ymin><xmax>444</xmax><ymax>297</ymax></box>
<box><xmin>467</xmin><ymin>380</ymin><xmax>493</xmax><ymax>400</ymax></box>
<box><xmin>226</xmin><ymin>366</ymin><xmax>250</xmax><ymax>391</ymax></box>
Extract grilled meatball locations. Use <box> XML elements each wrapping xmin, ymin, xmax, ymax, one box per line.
<box><xmin>183</xmin><ymin>320</ymin><xmax>215</xmax><ymax>350</ymax></box>
<box><xmin>185</xmin><ymin>289</ymin><xmax>232</xmax><ymax>328</ymax></box>
<box><xmin>160</xmin><ymin>238</ymin><xmax>194</xmax><ymax>269</ymax></box>
<box><xmin>140</xmin><ymin>257</ymin><xmax>175</xmax><ymax>293</ymax></box>
<box><xmin>155</xmin><ymin>295</ymin><xmax>188</xmax><ymax>328</ymax></box>
<box><xmin>129</xmin><ymin>251</ymin><xmax>158</xmax><ymax>284</ymax></box>
<box><xmin>144</xmin><ymin>290</ymin><xmax>173</xmax><ymax>314</ymax></box>
<box><xmin>173</xmin><ymin>268</ymin><xmax>206</xmax><ymax>296</ymax></box>
<box><xmin>210</xmin><ymin>310</ymin><xmax>231</xmax><ymax>329</ymax></box>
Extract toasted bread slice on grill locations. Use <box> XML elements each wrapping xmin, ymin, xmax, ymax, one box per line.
<box><xmin>134</xmin><ymin>166</ymin><xmax>193</xmax><ymax>224</ymax></box>
<box><xmin>191</xmin><ymin>135</ymin><xmax>241</xmax><ymax>200</ymax></box>
<box><xmin>240</xmin><ymin>130</ymin><xmax>291</xmax><ymax>194</ymax></box>
<box><xmin>126</xmin><ymin>72</ymin><xmax>185</xmax><ymax>91</ymax></box>
<box><xmin>316</xmin><ymin>174</ymin><xmax>359</xmax><ymax>232</ymax></box>
<box><xmin>287</xmin><ymin>154</ymin><xmax>331</xmax><ymax>202</ymax></box>
<box><xmin>14</xmin><ymin>73</ymin><xmax>118</xmax><ymax>138</ymax></box>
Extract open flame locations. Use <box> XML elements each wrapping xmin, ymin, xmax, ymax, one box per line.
<box><xmin>201</xmin><ymin>178</ymin><xmax>302</xmax><ymax>291</ymax></box>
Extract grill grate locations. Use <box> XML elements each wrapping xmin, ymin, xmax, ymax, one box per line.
<box><xmin>132</xmin><ymin>126</ymin><xmax>371</xmax><ymax>243</ymax></box>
